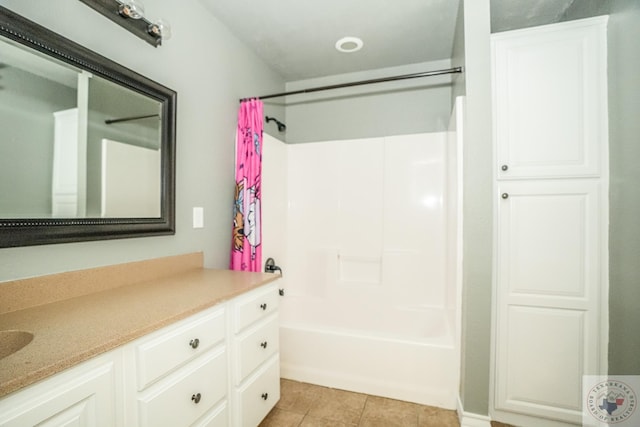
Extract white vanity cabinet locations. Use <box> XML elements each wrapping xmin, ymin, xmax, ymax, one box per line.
<box><xmin>129</xmin><ymin>305</ymin><xmax>229</xmax><ymax>427</ymax></box>
<box><xmin>231</xmin><ymin>284</ymin><xmax>280</xmax><ymax>427</ymax></box>
<box><xmin>0</xmin><ymin>280</ymin><xmax>281</xmax><ymax>427</ymax></box>
<box><xmin>0</xmin><ymin>352</ymin><xmax>120</xmax><ymax>427</ymax></box>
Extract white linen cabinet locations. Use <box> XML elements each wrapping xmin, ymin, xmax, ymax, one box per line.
<box><xmin>490</xmin><ymin>17</ymin><xmax>609</xmax><ymax>426</ymax></box>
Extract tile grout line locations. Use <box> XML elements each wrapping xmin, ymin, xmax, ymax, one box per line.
<box><xmin>357</xmin><ymin>394</ymin><xmax>369</xmax><ymax>426</ymax></box>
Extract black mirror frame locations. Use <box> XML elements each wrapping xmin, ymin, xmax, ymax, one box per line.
<box><xmin>0</xmin><ymin>6</ymin><xmax>176</xmax><ymax>248</ymax></box>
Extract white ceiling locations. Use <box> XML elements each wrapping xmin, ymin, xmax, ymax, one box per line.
<box><xmin>200</xmin><ymin>0</ymin><xmax>578</xmax><ymax>81</ymax></box>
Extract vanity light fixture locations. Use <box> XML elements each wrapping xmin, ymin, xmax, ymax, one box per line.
<box><xmin>148</xmin><ymin>18</ymin><xmax>172</xmax><ymax>41</ymax></box>
<box><xmin>117</xmin><ymin>0</ymin><xmax>145</xmax><ymax>19</ymax></box>
<box><xmin>79</xmin><ymin>0</ymin><xmax>172</xmax><ymax>47</ymax></box>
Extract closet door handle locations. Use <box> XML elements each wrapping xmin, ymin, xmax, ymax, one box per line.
<box><xmin>501</xmin><ymin>193</ymin><xmax>509</xmax><ymax>200</ymax></box>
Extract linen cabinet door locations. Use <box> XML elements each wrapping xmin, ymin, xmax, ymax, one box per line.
<box><xmin>492</xmin><ymin>17</ymin><xmax>607</xmax><ymax>180</ymax></box>
<box><xmin>494</xmin><ymin>179</ymin><xmax>603</xmax><ymax>425</ymax></box>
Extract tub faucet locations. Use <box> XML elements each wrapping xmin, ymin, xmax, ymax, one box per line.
<box><xmin>264</xmin><ymin>257</ymin><xmax>282</xmax><ymax>275</ymax></box>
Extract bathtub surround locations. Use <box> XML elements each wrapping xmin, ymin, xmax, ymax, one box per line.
<box><xmin>262</xmin><ymin>97</ymin><xmax>464</xmax><ymax>409</ymax></box>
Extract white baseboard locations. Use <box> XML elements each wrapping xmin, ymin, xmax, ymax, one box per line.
<box><xmin>457</xmin><ymin>395</ymin><xmax>492</xmax><ymax>427</ymax></box>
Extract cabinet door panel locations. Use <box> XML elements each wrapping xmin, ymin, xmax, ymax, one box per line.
<box><xmin>492</xmin><ymin>18</ymin><xmax>607</xmax><ymax>179</ymax></box>
<box><xmin>494</xmin><ymin>179</ymin><xmax>603</xmax><ymax>424</ymax></box>
<box><xmin>0</xmin><ymin>357</ymin><xmax>116</xmax><ymax>427</ymax></box>
<box><xmin>497</xmin><ymin>306</ymin><xmax>585</xmax><ymax>419</ymax></box>
<box><xmin>497</xmin><ymin>180</ymin><xmax>599</xmax><ymax>299</ymax></box>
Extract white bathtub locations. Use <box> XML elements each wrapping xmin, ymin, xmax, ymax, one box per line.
<box><xmin>278</xmin><ymin>296</ymin><xmax>459</xmax><ymax>409</ymax></box>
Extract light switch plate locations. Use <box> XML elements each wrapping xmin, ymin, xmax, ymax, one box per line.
<box><xmin>193</xmin><ymin>207</ymin><xmax>204</xmax><ymax>228</ymax></box>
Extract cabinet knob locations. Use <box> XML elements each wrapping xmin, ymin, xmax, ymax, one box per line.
<box><xmin>501</xmin><ymin>164</ymin><xmax>509</xmax><ymax>171</ymax></box>
<box><xmin>260</xmin><ymin>303</ymin><xmax>267</xmax><ymax>310</ymax></box>
<box><xmin>191</xmin><ymin>393</ymin><xmax>202</xmax><ymax>404</ymax></box>
<box><xmin>501</xmin><ymin>193</ymin><xmax>509</xmax><ymax>199</ymax></box>
<box><xmin>260</xmin><ymin>341</ymin><xmax>268</xmax><ymax>349</ymax></box>
<box><xmin>189</xmin><ymin>338</ymin><xmax>200</xmax><ymax>349</ymax></box>
<box><xmin>261</xmin><ymin>392</ymin><xmax>269</xmax><ymax>401</ymax></box>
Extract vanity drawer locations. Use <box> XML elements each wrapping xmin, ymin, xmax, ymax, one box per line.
<box><xmin>136</xmin><ymin>306</ymin><xmax>226</xmax><ymax>390</ymax></box>
<box><xmin>236</xmin><ymin>356</ymin><xmax>280</xmax><ymax>427</ymax></box>
<box><xmin>236</xmin><ymin>314</ymin><xmax>279</xmax><ymax>382</ymax></box>
<box><xmin>137</xmin><ymin>348</ymin><xmax>227</xmax><ymax>427</ymax></box>
<box><xmin>192</xmin><ymin>400</ymin><xmax>228</xmax><ymax>427</ymax></box>
<box><xmin>234</xmin><ymin>284</ymin><xmax>279</xmax><ymax>333</ymax></box>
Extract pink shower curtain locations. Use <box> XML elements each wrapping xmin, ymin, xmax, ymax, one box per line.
<box><xmin>230</xmin><ymin>99</ymin><xmax>263</xmax><ymax>272</ymax></box>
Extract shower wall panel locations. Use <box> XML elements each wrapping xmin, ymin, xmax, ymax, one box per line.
<box><xmin>282</xmin><ymin>133</ymin><xmax>449</xmax><ymax>315</ymax></box>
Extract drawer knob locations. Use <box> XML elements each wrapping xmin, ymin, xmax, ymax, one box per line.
<box><xmin>261</xmin><ymin>392</ymin><xmax>269</xmax><ymax>401</ymax></box>
<box><xmin>189</xmin><ymin>338</ymin><xmax>200</xmax><ymax>349</ymax></box>
<box><xmin>501</xmin><ymin>164</ymin><xmax>509</xmax><ymax>171</ymax></box>
<box><xmin>260</xmin><ymin>341</ymin><xmax>268</xmax><ymax>349</ymax></box>
<box><xmin>501</xmin><ymin>193</ymin><xmax>509</xmax><ymax>199</ymax></box>
<box><xmin>260</xmin><ymin>303</ymin><xmax>267</xmax><ymax>310</ymax></box>
<box><xmin>191</xmin><ymin>393</ymin><xmax>202</xmax><ymax>404</ymax></box>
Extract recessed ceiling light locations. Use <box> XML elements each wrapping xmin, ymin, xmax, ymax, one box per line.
<box><xmin>335</xmin><ymin>37</ymin><xmax>363</xmax><ymax>53</ymax></box>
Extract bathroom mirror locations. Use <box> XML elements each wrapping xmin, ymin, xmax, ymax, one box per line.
<box><xmin>0</xmin><ymin>6</ymin><xmax>176</xmax><ymax>247</ymax></box>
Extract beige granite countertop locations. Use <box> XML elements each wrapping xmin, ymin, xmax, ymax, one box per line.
<box><xmin>0</xmin><ymin>253</ymin><xmax>280</xmax><ymax>398</ymax></box>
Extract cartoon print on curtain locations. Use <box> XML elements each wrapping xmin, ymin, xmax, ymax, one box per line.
<box><xmin>230</xmin><ymin>99</ymin><xmax>263</xmax><ymax>271</ymax></box>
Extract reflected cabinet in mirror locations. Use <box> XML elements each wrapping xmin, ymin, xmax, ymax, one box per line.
<box><xmin>0</xmin><ymin>6</ymin><xmax>176</xmax><ymax>248</ymax></box>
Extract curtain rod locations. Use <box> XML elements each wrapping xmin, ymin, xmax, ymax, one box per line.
<box><xmin>105</xmin><ymin>114</ymin><xmax>160</xmax><ymax>125</ymax></box>
<box><xmin>240</xmin><ymin>66</ymin><xmax>463</xmax><ymax>102</ymax></box>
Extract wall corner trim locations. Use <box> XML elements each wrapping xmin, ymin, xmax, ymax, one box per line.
<box><xmin>457</xmin><ymin>396</ymin><xmax>492</xmax><ymax>427</ymax></box>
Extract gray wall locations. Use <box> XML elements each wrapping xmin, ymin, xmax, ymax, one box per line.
<box><xmin>456</xmin><ymin>0</ymin><xmax>494</xmax><ymax>416</ymax></box>
<box><xmin>0</xmin><ymin>68</ymin><xmax>76</xmax><ymax>217</ymax></box>
<box><xmin>0</xmin><ymin>0</ymin><xmax>285</xmax><ymax>280</ymax></box>
<box><xmin>562</xmin><ymin>0</ymin><xmax>640</xmax><ymax>376</ymax></box>
<box><xmin>283</xmin><ymin>60</ymin><xmax>453</xmax><ymax>143</ymax></box>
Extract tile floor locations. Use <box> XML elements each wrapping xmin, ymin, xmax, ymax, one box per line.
<box><xmin>260</xmin><ymin>379</ymin><xmax>513</xmax><ymax>427</ymax></box>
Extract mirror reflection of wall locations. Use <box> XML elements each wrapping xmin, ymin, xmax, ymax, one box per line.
<box><xmin>0</xmin><ymin>40</ymin><xmax>77</xmax><ymax>218</ymax></box>
<box><xmin>86</xmin><ymin>77</ymin><xmax>162</xmax><ymax>217</ymax></box>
